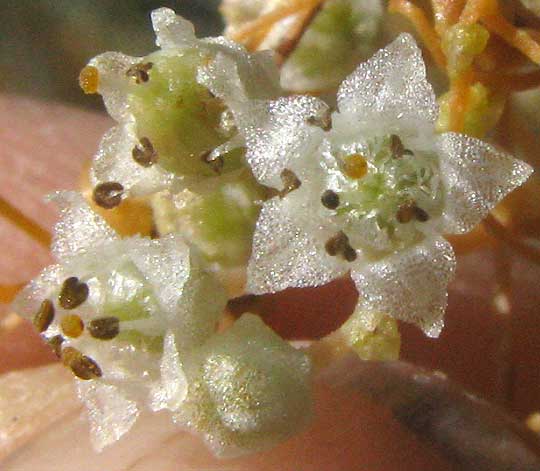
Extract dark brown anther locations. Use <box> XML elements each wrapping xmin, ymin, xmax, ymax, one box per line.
<box><xmin>47</xmin><ymin>335</ymin><xmax>64</xmax><ymax>358</ymax></box>
<box><xmin>126</xmin><ymin>62</ymin><xmax>153</xmax><ymax>84</ymax></box>
<box><xmin>397</xmin><ymin>202</ymin><xmax>430</xmax><ymax>223</ymax></box>
<box><xmin>92</xmin><ymin>182</ymin><xmax>124</xmax><ymax>209</ymax></box>
<box><xmin>414</xmin><ymin>206</ymin><xmax>430</xmax><ymax>222</ymax></box>
<box><xmin>61</xmin><ymin>314</ymin><xmax>85</xmax><ymax>338</ymax></box>
<box><xmin>389</xmin><ymin>134</ymin><xmax>406</xmax><ymax>158</ymax></box>
<box><xmin>132</xmin><ymin>137</ymin><xmax>158</xmax><ymax>167</ymax></box>
<box><xmin>33</xmin><ymin>299</ymin><xmax>55</xmax><ymax>333</ymax></box>
<box><xmin>325</xmin><ymin>231</ymin><xmax>357</xmax><ymax>262</ymax></box>
<box><xmin>200</xmin><ymin>150</ymin><xmax>224</xmax><ymax>174</ymax></box>
<box><xmin>321</xmin><ymin>190</ymin><xmax>340</xmax><ymax>210</ymax></box>
<box><xmin>325</xmin><ymin>231</ymin><xmax>349</xmax><ymax>257</ymax></box>
<box><xmin>58</xmin><ymin>277</ymin><xmax>89</xmax><ymax>310</ymax></box>
<box><xmin>62</xmin><ymin>347</ymin><xmax>102</xmax><ymax>380</ymax></box>
<box><xmin>343</xmin><ymin>245</ymin><xmax>358</xmax><ymax>262</ymax></box>
<box><xmin>307</xmin><ymin>110</ymin><xmax>332</xmax><ymax>131</ymax></box>
<box><xmin>89</xmin><ymin>317</ymin><xmax>120</xmax><ymax>340</ymax></box>
<box><xmin>396</xmin><ymin>202</ymin><xmax>415</xmax><ymax>223</ymax></box>
<box><xmin>279</xmin><ymin>169</ymin><xmax>302</xmax><ymax>197</ymax></box>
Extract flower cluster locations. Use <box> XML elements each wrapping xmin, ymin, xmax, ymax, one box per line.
<box><xmin>15</xmin><ymin>7</ymin><xmax>532</xmax><ymax>458</ymax></box>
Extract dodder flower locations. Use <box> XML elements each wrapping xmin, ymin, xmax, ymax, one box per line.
<box><xmin>233</xmin><ymin>34</ymin><xmax>532</xmax><ymax>336</ymax></box>
<box><xmin>13</xmin><ymin>192</ymin><xmax>227</xmax><ymax>450</ymax></box>
<box><xmin>86</xmin><ymin>8</ymin><xmax>281</xmax><ymax>196</ymax></box>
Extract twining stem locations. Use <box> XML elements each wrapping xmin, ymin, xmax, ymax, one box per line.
<box><xmin>0</xmin><ymin>196</ymin><xmax>51</xmax><ymax>248</ymax></box>
<box><xmin>388</xmin><ymin>0</ymin><xmax>447</xmax><ymax>68</ymax></box>
<box><xmin>0</xmin><ymin>284</ymin><xmax>24</xmax><ymax>304</ymax></box>
<box><xmin>448</xmin><ymin>70</ymin><xmax>474</xmax><ymax>132</ymax></box>
<box><xmin>431</xmin><ymin>0</ymin><xmax>467</xmax><ymax>34</ymax></box>
<box><xmin>231</xmin><ymin>0</ymin><xmax>326</xmax><ymax>51</ymax></box>
<box><xmin>460</xmin><ymin>0</ymin><xmax>540</xmax><ymax>64</ymax></box>
<box><xmin>275</xmin><ymin>2</ymin><xmax>324</xmax><ymax>65</ymax></box>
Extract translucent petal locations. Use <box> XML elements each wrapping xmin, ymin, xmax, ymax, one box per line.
<box><xmin>126</xmin><ymin>235</ymin><xmax>191</xmax><ymax>314</ymax></box>
<box><xmin>351</xmin><ymin>237</ymin><xmax>456</xmax><ymax>337</ymax></box>
<box><xmin>203</xmin><ymin>39</ymin><xmax>281</xmax><ymax>100</ymax></box>
<box><xmin>91</xmin><ymin>125</ymin><xmax>177</xmax><ymax>197</ymax></box>
<box><xmin>78</xmin><ymin>381</ymin><xmax>139</xmax><ymax>452</ymax></box>
<box><xmin>150</xmin><ymin>331</ymin><xmax>188</xmax><ymax>412</ymax></box>
<box><xmin>243</xmin><ymin>96</ymin><xmax>329</xmax><ymax>187</ymax></box>
<box><xmin>89</xmin><ymin>52</ymin><xmax>139</xmax><ymax>123</ymax></box>
<box><xmin>197</xmin><ymin>50</ymin><xmax>280</xmax><ymax>133</ymax></box>
<box><xmin>11</xmin><ymin>264</ymin><xmax>63</xmax><ymax>322</ymax></box>
<box><xmin>151</xmin><ymin>7</ymin><xmax>197</xmax><ymax>50</ymax></box>
<box><xmin>337</xmin><ymin>33</ymin><xmax>438</xmax><ymax>124</ymax></box>
<box><xmin>48</xmin><ymin>192</ymin><xmax>116</xmax><ymax>259</ymax></box>
<box><xmin>437</xmin><ymin>132</ymin><xmax>533</xmax><ymax>234</ymax></box>
<box><xmin>246</xmin><ymin>198</ymin><xmax>346</xmax><ymax>294</ymax></box>
<box><xmin>197</xmin><ymin>53</ymin><xmax>254</xmax><ymax>128</ymax></box>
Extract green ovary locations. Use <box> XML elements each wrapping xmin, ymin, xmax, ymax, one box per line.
<box><xmin>100</xmin><ymin>266</ymin><xmax>163</xmax><ymax>352</ymax></box>
<box><xmin>127</xmin><ymin>50</ymin><xmax>242</xmax><ymax>177</ymax></box>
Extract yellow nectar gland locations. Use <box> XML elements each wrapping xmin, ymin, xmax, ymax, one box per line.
<box><xmin>79</xmin><ymin>66</ymin><xmax>99</xmax><ymax>95</ymax></box>
<box><xmin>343</xmin><ymin>153</ymin><xmax>368</xmax><ymax>179</ymax></box>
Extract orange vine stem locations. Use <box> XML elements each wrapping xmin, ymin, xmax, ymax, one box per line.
<box><xmin>0</xmin><ymin>284</ymin><xmax>24</xmax><ymax>305</ymax></box>
<box><xmin>388</xmin><ymin>0</ymin><xmax>447</xmax><ymax>68</ymax></box>
<box><xmin>231</xmin><ymin>0</ymin><xmax>326</xmax><ymax>50</ymax></box>
<box><xmin>0</xmin><ymin>196</ymin><xmax>51</xmax><ymax>248</ymax></box>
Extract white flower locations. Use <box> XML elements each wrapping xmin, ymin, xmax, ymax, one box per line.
<box><xmin>223</xmin><ymin>33</ymin><xmax>533</xmax><ymax>337</ymax></box>
<box><xmin>13</xmin><ymin>192</ymin><xmax>227</xmax><ymax>450</ymax></box>
<box><xmin>88</xmin><ymin>7</ymin><xmax>281</xmax><ymax>197</ymax></box>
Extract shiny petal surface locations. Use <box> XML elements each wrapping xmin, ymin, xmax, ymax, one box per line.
<box><xmin>337</xmin><ymin>33</ymin><xmax>438</xmax><ymax>124</ymax></box>
<box><xmin>247</xmin><ymin>198</ymin><xmax>346</xmax><ymax>294</ymax></box>
<box><xmin>352</xmin><ymin>237</ymin><xmax>456</xmax><ymax>337</ymax></box>
<box><xmin>437</xmin><ymin>132</ymin><xmax>534</xmax><ymax>234</ymax></box>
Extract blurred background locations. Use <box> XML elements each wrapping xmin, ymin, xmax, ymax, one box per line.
<box><xmin>1</xmin><ymin>0</ymin><xmax>222</xmax><ymax>109</ymax></box>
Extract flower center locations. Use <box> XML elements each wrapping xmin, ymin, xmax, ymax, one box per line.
<box><xmin>324</xmin><ymin>134</ymin><xmax>444</xmax><ymax>254</ymax></box>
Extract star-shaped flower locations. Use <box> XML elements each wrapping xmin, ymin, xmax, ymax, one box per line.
<box><xmin>211</xmin><ymin>33</ymin><xmax>533</xmax><ymax>336</ymax></box>
<box><xmin>13</xmin><ymin>192</ymin><xmax>227</xmax><ymax>450</ymax></box>
<box><xmin>86</xmin><ymin>8</ymin><xmax>281</xmax><ymax>198</ymax></box>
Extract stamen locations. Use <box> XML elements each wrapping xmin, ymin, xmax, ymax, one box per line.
<box><xmin>279</xmin><ymin>169</ymin><xmax>302</xmax><ymax>197</ymax></box>
<box><xmin>396</xmin><ymin>202</ymin><xmax>416</xmax><ymax>223</ymax></box>
<box><xmin>343</xmin><ymin>154</ymin><xmax>368</xmax><ymax>179</ymax></box>
<box><xmin>62</xmin><ymin>347</ymin><xmax>102</xmax><ymax>380</ymax></box>
<box><xmin>58</xmin><ymin>277</ymin><xmax>89</xmax><ymax>310</ymax></box>
<box><xmin>88</xmin><ymin>317</ymin><xmax>120</xmax><ymax>340</ymax></box>
<box><xmin>126</xmin><ymin>62</ymin><xmax>153</xmax><ymax>84</ymax></box>
<box><xmin>47</xmin><ymin>335</ymin><xmax>64</xmax><ymax>358</ymax></box>
<box><xmin>389</xmin><ymin>135</ymin><xmax>413</xmax><ymax>158</ymax></box>
<box><xmin>92</xmin><ymin>182</ymin><xmax>124</xmax><ymax>209</ymax></box>
<box><xmin>414</xmin><ymin>206</ymin><xmax>430</xmax><ymax>222</ymax></box>
<box><xmin>325</xmin><ymin>231</ymin><xmax>356</xmax><ymax>261</ymax></box>
<box><xmin>78</xmin><ymin>66</ymin><xmax>99</xmax><ymax>94</ymax></box>
<box><xmin>397</xmin><ymin>202</ymin><xmax>430</xmax><ymax>223</ymax></box>
<box><xmin>60</xmin><ymin>314</ymin><xmax>85</xmax><ymax>338</ymax></box>
<box><xmin>201</xmin><ymin>150</ymin><xmax>224</xmax><ymax>174</ymax></box>
<box><xmin>307</xmin><ymin>111</ymin><xmax>332</xmax><ymax>131</ymax></box>
<box><xmin>321</xmin><ymin>190</ymin><xmax>340</xmax><ymax>209</ymax></box>
<box><xmin>132</xmin><ymin>137</ymin><xmax>158</xmax><ymax>167</ymax></box>
<box><xmin>33</xmin><ymin>299</ymin><xmax>55</xmax><ymax>333</ymax></box>
<box><xmin>343</xmin><ymin>245</ymin><xmax>358</xmax><ymax>262</ymax></box>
